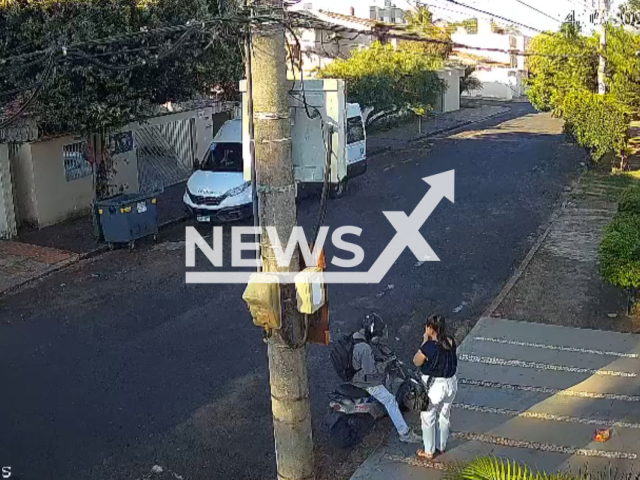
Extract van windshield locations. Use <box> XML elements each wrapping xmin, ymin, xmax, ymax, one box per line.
<box><xmin>201</xmin><ymin>143</ymin><xmax>243</xmax><ymax>172</ymax></box>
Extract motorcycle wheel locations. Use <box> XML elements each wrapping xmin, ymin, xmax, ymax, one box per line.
<box><xmin>328</xmin><ymin>413</ymin><xmax>359</xmax><ymax>449</ymax></box>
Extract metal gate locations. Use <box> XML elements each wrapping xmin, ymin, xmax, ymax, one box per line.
<box><xmin>135</xmin><ymin>117</ymin><xmax>196</xmax><ymax>194</ymax></box>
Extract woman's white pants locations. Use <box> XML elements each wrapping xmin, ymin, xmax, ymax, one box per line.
<box><xmin>420</xmin><ymin>375</ymin><xmax>458</xmax><ymax>454</ymax></box>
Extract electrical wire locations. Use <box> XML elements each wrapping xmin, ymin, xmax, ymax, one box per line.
<box><xmin>0</xmin><ymin>51</ymin><xmax>57</xmax><ymax>130</ymax></box>
<box><xmin>66</xmin><ymin>27</ymin><xmax>197</xmax><ymax>72</ymax></box>
<box><xmin>443</xmin><ymin>0</ymin><xmax>544</xmax><ymax>32</ymax></box>
<box><xmin>313</xmin><ymin>125</ymin><xmax>333</xmax><ymax>248</ymax></box>
<box><xmin>288</xmin><ymin>13</ymin><xmax>591</xmax><ymax>58</ymax></box>
<box><xmin>510</xmin><ymin>0</ymin><xmax>563</xmax><ymax>23</ymax></box>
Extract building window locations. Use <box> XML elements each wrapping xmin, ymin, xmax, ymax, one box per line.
<box><xmin>63</xmin><ymin>141</ymin><xmax>92</xmax><ymax>182</ymax></box>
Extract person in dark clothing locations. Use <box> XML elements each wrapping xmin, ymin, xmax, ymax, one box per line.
<box><xmin>412</xmin><ymin>315</ymin><xmax>458</xmax><ymax>460</ymax></box>
<box><xmin>351</xmin><ymin>314</ymin><xmax>421</xmax><ymax>444</ymax></box>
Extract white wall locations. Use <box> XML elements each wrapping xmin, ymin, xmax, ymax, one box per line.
<box><xmin>0</xmin><ymin>144</ymin><xmax>17</xmax><ymax>238</ymax></box>
<box><xmin>9</xmin><ymin>143</ymin><xmax>37</xmax><ymax>227</ymax></box>
<box><xmin>462</xmin><ymin>68</ymin><xmax>524</xmax><ymax>100</ymax></box>
<box><xmin>437</xmin><ymin>68</ymin><xmax>462</xmax><ymax>113</ymax></box>
<box><xmin>29</xmin><ymin>136</ymin><xmax>95</xmax><ymax>228</ymax></box>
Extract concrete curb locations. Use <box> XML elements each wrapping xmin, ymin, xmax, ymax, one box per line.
<box><xmin>480</xmin><ymin>177</ymin><xmax>583</xmax><ymax>319</ymax></box>
<box><xmin>0</xmin><ymin>212</ymin><xmax>190</xmax><ymax>299</ymax></box>
<box><xmin>367</xmin><ymin>108</ymin><xmax>512</xmax><ymax>158</ymax></box>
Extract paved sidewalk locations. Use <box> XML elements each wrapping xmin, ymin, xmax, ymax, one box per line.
<box><xmin>350</xmin><ymin>318</ymin><xmax>640</xmax><ymax>480</ymax></box>
<box><xmin>0</xmin><ymin>241</ymin><xmax>79</xmax><ymax>295</ymax></box>
<box><xmin>1</xmin><ymin>182</ymin><xmax>188</xmax><ymax>296</ymax></box>
<box><xmin>367</xmin><ymin>103</ymin><xmax>511</xmax><ymax>156</ymax></box>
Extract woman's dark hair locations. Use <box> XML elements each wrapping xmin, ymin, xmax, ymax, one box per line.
<box><xmin>425</xmin><ymin>315</ymin><xmax>453</xmax><ymax>350</ymax></box>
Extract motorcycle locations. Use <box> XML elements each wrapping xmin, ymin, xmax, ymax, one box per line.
<box><xmin>325</xmin><ymin>342</ymin><xmax>428</xmax><ymax>448</ymax></box>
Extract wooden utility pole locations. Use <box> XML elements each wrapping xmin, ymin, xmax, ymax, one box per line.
<box><xmin>598</xmin><ymin>0</ymin><xmax>609</xmax><ymax>95</ymax></box>
<box><xmin>249</xmin><ymin>1</ymin><xmax>315</xmax><ymax>480</ymax></box>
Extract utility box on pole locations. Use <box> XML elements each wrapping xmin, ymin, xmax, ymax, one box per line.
<box><xmin>240</xmin><ymin>79</ymin><xmax>366</xmax><ymax>193</ymax></box>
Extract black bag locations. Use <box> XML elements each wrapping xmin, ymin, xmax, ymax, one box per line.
<box><xmin>330</xmin><ymin>334</ymin><xmax>363</xmax><ymax>382</ymax></box>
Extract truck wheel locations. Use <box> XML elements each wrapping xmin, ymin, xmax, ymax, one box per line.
<box><xmin>330</xmin><ymin>178</ymin><xmax>348</xmax><ymax>198</ymax></box>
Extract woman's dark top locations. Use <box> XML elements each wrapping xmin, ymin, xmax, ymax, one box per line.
<box><xmin>420</xmin><ymin>337</ymin><xmax>458</xmax><ymax>378</ymax></box>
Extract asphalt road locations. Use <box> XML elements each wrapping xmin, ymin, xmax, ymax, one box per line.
<box><xmin>0</xmin><ymin>104</ymin><xmax>586</xmax><ymax>480</ymax></box>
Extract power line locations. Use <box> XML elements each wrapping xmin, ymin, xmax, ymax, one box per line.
<box><xmin>0</xmin><ymin>52</ymin><xmax>57</xmax><ymax>130</ymax></box>
<box><xmin>289</xmin><ymin>13</ymin><xmax>593</xmax><ymax>57</ymax></box>
<box><xmin>0</xmin><ymin>14</ymin><xmax>254</xmax><ymax>66</ymax></box>
<box><xmin>443</xmin><ymin>0</ymin><xmax>544</xmax><ymax>32</ymax></box>
<box><xmin>510</xmin><ymin>0</ymin><xmax>562</xmax><ymax>23</ymax></box>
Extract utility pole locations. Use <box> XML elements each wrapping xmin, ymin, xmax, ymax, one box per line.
<box><xmin>249</xmin><ymin>2</ymin><xmax>315</xmax><ymax>480</ymax></box>
<box><xmin>598</xmin><ymin>0</ymin><xmax>609</xmax><ymax>95</ymax></box>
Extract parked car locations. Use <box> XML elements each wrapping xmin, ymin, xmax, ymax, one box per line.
<box><xmin>183</xmin><ymin>119</ymin><xmax>252</xmax><ymax>223</ymax></box>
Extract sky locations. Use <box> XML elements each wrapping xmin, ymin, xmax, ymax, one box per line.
<box><xmin>296</xmin><ymin>0</ymin><xmax>626</xmax><ymax>35</ymax></box>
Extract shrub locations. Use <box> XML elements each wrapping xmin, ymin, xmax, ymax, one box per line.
<box><xmin>448</xmin><ymin>456</ymin><xmax>575</xmax><ymax>480</ymax></box>
<box><xmin>618</xmin><ymin>185</ymin><xmax>640</xmax><ymax>215</ymax></box>
<box><xmin>318</xmin><ymin>42</ymin><xmax>445</xmax><ymax>127</ymax></box>
<box><xmin>561</xmin><ymin>90</ymin><xmax>630</xmax><ymax>162</ymax></box>
<box><xmin>599</xmin><ymin>213</ymin><xmax>640</xmax><ymax>292</ymax></box>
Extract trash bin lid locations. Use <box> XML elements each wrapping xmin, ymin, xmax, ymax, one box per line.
<box><xmin>96</xmin><ymin>192</ymin><xmax>159</xmax><ymax>208</ymax></box>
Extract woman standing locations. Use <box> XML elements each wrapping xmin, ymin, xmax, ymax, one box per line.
<box><xmin>412</xmin><ymin>315</ymin><xmax>458</xmax><ymax>460</ymax></box>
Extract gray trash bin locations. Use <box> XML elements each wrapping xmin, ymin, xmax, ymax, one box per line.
<box><xmin>97</xmin><ymin>193</ymin><xmax>159</xmax><ymax>248</ymax></box>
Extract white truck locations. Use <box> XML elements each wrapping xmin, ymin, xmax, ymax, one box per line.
<box><xmin>183</xmin><ymin>79</ymin><xmax>366</xmax><ymax>222</ymax></box>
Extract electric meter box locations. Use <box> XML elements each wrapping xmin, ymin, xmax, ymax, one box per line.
<box><xmin>295</xmin><ymin>267</ymin><xmax>326</xmax><ymax>315</ymax></box>
<box><xmin>243</xmin><ymin>273</ymin><xmax>282</xmax><ymax>329</ymax></box>
<box><xmin>240</xmin><ymin>79</ymin><xmax>350</xmax><ymax>188</ymax></box>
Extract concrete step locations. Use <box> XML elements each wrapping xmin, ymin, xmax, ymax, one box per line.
<box><xmin>454</xmin><ymin>383</ymin><xmax>640</xmax><ymax>427</ymax></box>
<box><xmin>350</xmin><ymin>318</ymin><xmax>640</xmax><ymax>480</ymax></box>
<box><xmin>451</xmin><ymin>406</ymin><xmax>640</xmax><ymax>460</ymax></box>
<box><xmin>462</xmin><ymin>318</ymin><xmax>640</xmax><ymax>355</ymax></box>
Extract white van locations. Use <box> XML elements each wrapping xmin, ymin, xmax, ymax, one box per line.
<box><xmin>184</xmin><ymin>105</ymin><xmax>367</xmax><ymax>222</ymax></box>
<box><xmin>183</xmin><ymin>119</ymin><xmax>251</xmax><ymax>223</ymax></box>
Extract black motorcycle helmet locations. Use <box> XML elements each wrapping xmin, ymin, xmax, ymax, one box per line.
<box><xmin>362</xmin><ymin>313</ymin><xmax>387</xmax><ymax>342</ymax></box>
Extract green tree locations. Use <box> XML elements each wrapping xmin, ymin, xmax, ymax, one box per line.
<box><xmin>402</xmin><ymin>5</ymin><xmax>452</xmax><ymax>59</ymax></box>
<box><xmin>605</xmin><ymin>25</ymin><xmax>640</xmax><ymax>115</ymax></box>
<box><xmin>0</xmin><ymin>0</ymin><xmax>244</xmax><ymax>199</ymax></box>
<box><xmin>526</xmin><ymin>27</ymin><xmax>598</xmax><ymax>114</ymax></box>
<box><xmin>0</xmin><ymin>0</ymin><xmax>243</xmax><ymax>138</ymax></box>
<box><xmin>318</xmin><ymin>42</ymin><xmax>445</xmax><ymax>127</ymax></box>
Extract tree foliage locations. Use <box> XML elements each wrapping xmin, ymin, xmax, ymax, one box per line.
<box><xmin>562</xmin><ymin>89</ymin><xmax>629</xmax><ymax>161</ymax></box>
<box><xmin>460</xmin><ymin>65</ymin><xmax>482</xmax><ymax>95</ymax></box>
<box><xmin>600</xmin><ymin>213</ymin><xmax>640</xmax><ymax>291</ymax></box>
<box><xmin>0</xmin><ymin>0</ymin><xmax>244</xmax><ymax>137</ymax></box>
<box><xmin>526</xmin><ymin>27</ymin><xmax>598</xmax><ymax>114</ymax></box>
<box><xmin>618</xmin><ymin>185</ymin><xmax>640</xmax><ymax>215</ymax></box>
<box><xmin>318</xmin><ymin>42</ymin><xmax>445</xmax><ymax>126</ymax></box>
<box><xmin>605</xmin><ymin>25</ymin><xmax>640</xmax><ymax>114</ymax></box>
<box><xmin>527</xmin><ymin>24</ymin><xmax>640</xmax><ymax>163</ymax></box>
<box><xmin>402</xmin><ymin>5</ymin><xmax>451</xmax><ymax>59</ymax></box>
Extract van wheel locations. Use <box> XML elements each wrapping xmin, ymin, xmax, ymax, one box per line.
<box><xmin>330</xmin><ymin>178</ymin><xmax>348</xmax><ymax>198</ymax></box>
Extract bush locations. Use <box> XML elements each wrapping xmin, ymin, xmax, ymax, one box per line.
<box><xmin>562</xmin><ymin>90</ymin><xmax>629</xmax><ymax>162</ymax></box>
<box><xmin>618</xmin><ymin>185</ymin><xmax>640</xmax><ymax>215</ymax></box>
<box><xmin>448</xmin><ymin>456</ymin><xmax>574</xmax><ymax>480</ymax></box>
<box><xmin>599</xmin><ymin>213</ymin><xmax>640</xmax><ymax>291</ymax></box>
<box><xmin>318</xmin><ymin>42</ymin><xmax>445</xmax><ymax>127</ymax></box>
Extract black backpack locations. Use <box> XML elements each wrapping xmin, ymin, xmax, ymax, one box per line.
<box><xmin>330</xmin><ymin>333</ymin><xmax>364</xmax><ymax>382</ymax></box>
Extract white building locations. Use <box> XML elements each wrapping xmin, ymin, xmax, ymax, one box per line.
<box><xmin>288</xmin><ymin>0</ymin><xmax>407</xmax><ymax>23</ymax></box>
<box><xmin>451</xmin><ymin>18</ymin><xmax>531</xmax><ymax>70</ymax></box>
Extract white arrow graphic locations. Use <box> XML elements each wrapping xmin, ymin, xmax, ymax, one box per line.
<box><xmin>186</xmin><ymin>170</ymin><xmax>455</xmax><ymax>284</ymax></box>
<box><xmin>365</xmin><ymin>169</ymin><xmax>455</xmax><ymax>283</ymax></box>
